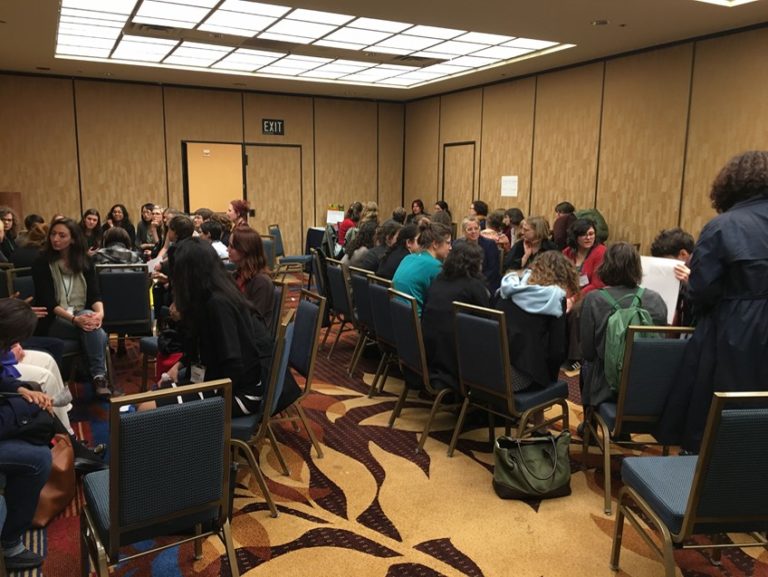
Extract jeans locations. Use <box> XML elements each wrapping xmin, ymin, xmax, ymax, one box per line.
<box><xmin>0</xmin><ymin>440</ymin><xmax>52</xmax><ymax>551</ymax></box>
<box><xmin>48</xmin><ymin>310</ymin><xmax>107</xmax><ymax>379</ymax></box>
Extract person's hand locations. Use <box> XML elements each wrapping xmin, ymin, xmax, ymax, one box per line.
<box><xmin>17</xmin><ymin>386</ymin><xmax>53</xmax><ymax>413</ymax></box>
<box><xmin>20</xmin><ymin>295</ymin><xmax>49</xmax><ymax>319</ymax></box>
<box><xmin>497</xmin><ymin>233</ymin><xmax>510</xmax><ymax>251</ymax></box>
<box><xmin>10</xmin><ymin>343</ymin><xmax>25</xmax><ymax>363</ymax></box>
<box><xmin>523</xmin><ymin>239</ymin><xmax>535</xmax><ymax>257</ymax></box>
<box><xmin>566</xmin><ymin>296</ymin><xmax>575</xmax><ymax>314</ymax></box>
<box><xmin>674</xmin><ymin>262</ymin><xmax>690</xmax><ymax>283</ymax></box>
<box><xmin>106</xmin><ymin>219</ymin><xmax>113</xmax><ymax>228</ymax></box>
<box><xmin>152</xmin><ymin>271</ymin><xmax>168</xmax><ymax>285</ymax></box>
<box><xmin>77</xmin><ymin>312</ymin><xmax>103</xmax><ymax>331</ymax></box>
<box><xmin>153</xmin><ymin>261</ymin><xmax>163</xmax><ymax>272</ymax></box>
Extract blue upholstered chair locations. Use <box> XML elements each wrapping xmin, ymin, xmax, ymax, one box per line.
<box><xmin>139</xmin><ymin>336</ymin><xmax>158</xmax><ymax>392</ymax></box>
<box><xmin>270</xmin><ymin>279</ymin><xmax>288</xmax><ymax>340</ymax></box>
<box><xmin>270</xmin><ymin>290</ymin><xmax>327</xmax><ymax>459</ymax></box>
<box><xmin>269</xmin><ymin>224</ymin><xmax>313</xmax><ymax>288</ymax></box>
<box><xmin>611</xmin><ymin>392</ymin><xmax>768</xmax><ymax>577</ymax></box>
<box><xmin>80</xmin><ymin>379</ymin><xmax>238</xmax><ymax>577</ymax></box>
<box><xmin>95</xmin><ymin>264</ymin><xmax>152</xmax><ymax>337</ymax></box>
<box><xmin>387</xmin><ymin>289</ymin><xmax>459</xmax><ymax>453</ymax></box>
<box><xmin>261</xmin><ymin>235</ymin><xmax>276</xmax><ymax>271</ymax></box>
<box><xmin>347</xmin><ymin>266</ymin><xmax>376</xmax><ymax>377</ymax></box>
<box><xmin>230</xmin><ymin>322</ymin><xmax>295</xmax><ymax>517</ymax></box>
<box><xmin>323</xmin><ymin>259</ymin><xmax>356</xmax><ymax>360</ymax></box>
<box><xmin>7</xmin><ymin>267</ymin><xmax>33</xmax><ymax>301</ymax></box>
<box><xmin>449</xmin><ymin>302</ymin><xmax>569</xmax><ymax>457</ymax></box>
<box><xmin>366</xmin><ymin>275</ymin><xmax>397</xmax><ymax>398</ymax></box>
<box><xmin>582</xmin><ymin>325</ymin><xmax>693</xmax><ymax>514</ymax></box>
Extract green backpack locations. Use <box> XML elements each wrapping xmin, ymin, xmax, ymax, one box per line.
<box><xmin>600</xmin><ymin>287</ymin><xmax>657</xmax><ymax>393</ymax></box>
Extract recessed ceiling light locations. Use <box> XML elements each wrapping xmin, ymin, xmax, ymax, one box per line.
<box><xmin>258</xmin><ymin>31</ymin><xmax>315</xmax><ymax>44</ymax></box>
<box><xmin>473</xmin><ymin>46</ymin><xmax>531</xmax><ymax>59</ymax></box>
<box><xmin>591</xmin><ymin>19</ymin><xmax>610</xmax><ymax>26</ymax></box>
<box><xmin>135</xmin><ymin>1</ymin><xmax>211</xmax><ymax>25</ymax></box>
<box><xmin>428</xmin><ymin>40</ymin><xmax>490</xmax><ymax>55</ymax></box>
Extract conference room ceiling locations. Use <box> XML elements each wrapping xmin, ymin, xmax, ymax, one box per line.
<box><xmin>1</xmin><ymin>0</ymin><xmax>766</xmax><ymax>101</ymax></box>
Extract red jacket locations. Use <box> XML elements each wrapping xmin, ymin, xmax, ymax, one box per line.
<box><xmin>562</xmin><ymin>243</ymin><xmax>606</xmax><ymax>295</ymax></box>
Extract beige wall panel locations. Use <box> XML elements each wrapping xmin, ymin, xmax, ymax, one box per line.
<box><xmin>404</xmin><ymin>97</ymin><xmax>440</xmax><ymax>206</ymax></box>
<box><xmin>245</xmin><ymin>145</ymin><xmax>302</xmax><ymax>254</ymax></box>
<box><xmin>531</xmin><ymin>63</ymin><xmax>603</xmax><ymax>220</ymax></box>
<box><xmin>682</xmin><ymin>28</ymin><xmax>768</xmax><ymax>237</ymax></box>
<box><xmin>480</xmin><ymin>79</ymin><xmax>536</xmax><ymax>215</ymax></box>
<box><xmin>439</xmin><ymin>89</ymin><xmax>482</xmax><ymax>218</ymax></box>
<box><xmin>187</xmin><ymin>143</ymin><xmax>243</xmax><ymax>214</ymax></box>
<box><xmin>75</xmin><ymin>81</ymin><xmax>166</xmax><ymax>217</ymax></box>
<box><xmin>314</xmin><ymin>98</ymin><xmax>377</xmax><ymax>224</ymax></box>
<box><xmin>442</xmin><ymin>144</ymin><xmax>476</xmax><ymax>224</ymax></box>
<box><xmin>597</xmin><ymin>45</ymin><xmax>692</xmax><ymax>252</ymax></box>
<box><xmin>378</xmin><ymin>102</ymin><xmax>404</xmax><ymax>218</ymax></box>
<box><xmin>0</xmin><ymin>76</ymin><xmax>80</xmax><ymax>219</ymax></box>
<box><xmin>163</xmin><ymin>87</ymin><xmax>243</xmax><ymax>211</ymax></box>
<box><xmin>243</xmin><ymin>92</ymin><xmax>314</xmax><ymax>237</ymax></box>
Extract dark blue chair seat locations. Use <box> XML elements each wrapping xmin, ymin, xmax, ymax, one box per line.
<box><xmin>139</xmin><ymin>336</ymin><xmax>158</xmax><ymax>355</ymax></box>
<box><xmin>516</xmin><ymin>380</ymin><xmax>569</xmax><ymax>412</ymax></box>
<box><xmin>231</xmin><ymin>414</ymin><xmax>259</xmax><ymax>442</ymax></box>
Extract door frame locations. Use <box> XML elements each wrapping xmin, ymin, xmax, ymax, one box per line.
<box><xmin>441</xmin><ymin>141</ymin><xmax>477</xmax><ymax>203</ymax></box>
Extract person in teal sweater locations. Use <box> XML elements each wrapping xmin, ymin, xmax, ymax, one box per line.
<box><xmin>392</xmin><ymin>221</ymin><xmax>452</xmax><ymax>315</ymax></box>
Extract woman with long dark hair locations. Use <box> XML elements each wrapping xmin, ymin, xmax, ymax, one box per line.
<box><xmin>405</xmin><ymin>199</ymin><xmax>428</xmax><ymax>224</ymax></box>
<box><xmin>136</xmin><ymin>202</ymin><xmax>159</xmax><ymax>255</ymax></box>
<box><xmin>228</xmin><ymin>225</ymin><xmax>274</xmax><ymax>329</ymax></box>
<box><xmin>0</xmin><ymin>206</ymin><xmax>19</xmax><ymax>259</ymax></box>
<box><xmin>102</xmin><ymin>204</ymin><xmax>136</xmax><ymax>248</ymax></box>
<box><xmin>376</xmin><ymin>223</ymin><xmax>418</xmax><ymax>279</ymax></box>
<box><xmin>79</xmin><ymin>208</ymin><xmax>102</xmax><ymax>254</ymax></box>
<box><xmin>31</xmin><ymin>218</ymin><xmax>112</xmax><ymax>397</ymax></box>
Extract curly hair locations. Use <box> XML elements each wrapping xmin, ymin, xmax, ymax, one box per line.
<box><xmin>710</xmin><ymin>151</ymin><xmax>768</xmax><ymax>213</ymax></box>
<box><xmin>566</xmin><ymin>218</ymin><xmax>597</xmax><ymax>251</ymax></box>
<box><xmin>360</xmin><ymin>201</ymin><xmax>379</xmax><ymax>224</ymax></box>
<box><xmin>527</xmin><ymin>251</ymin><xmax>580</xmax><ymax>296</ymax></box>
<box><xmin>346</xmin><ymin>220</ymin><xmax>377</xmax><ymax>257</ymax></box>
<box><xmin>375</xmin><ymin>220</ymin><xmax>402</xmax><ymax>246</ymax></box>
<box><xmin>440</xmin><ymin>241</ymin><xmax>484</xmax><ymax>281</ymax></box>
<box><xmin>650</xmin><ymin>227</ymin><xmax>694</xmax><ymax>258</ymax></box>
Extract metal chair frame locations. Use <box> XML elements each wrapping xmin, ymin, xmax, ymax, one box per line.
<box><xmin>346</xmin><ymin>266</ymin><xmax>378</xmax><ymax>376</ymax></box>
<box><xmin>322</xmin><ymin>258</ymin><xmax>357</xmax><ymax>359</ymax></box>
<box><xmin>366</xmin><ymin>275</ymin><xmax>398</xmax><ymax>398</ymax></box>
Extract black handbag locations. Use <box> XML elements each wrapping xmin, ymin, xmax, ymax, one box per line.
<box><xmin>493</xmin><ymin>431</ymin><xmax>572</xmax><ymax>500</ymax></box>
<box><xmin>0</xmin><ymin>392</ymin><xmax>57</xmax><ymax>446</ymax></box>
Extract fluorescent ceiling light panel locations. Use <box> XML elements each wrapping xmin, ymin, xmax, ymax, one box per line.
<box><xmin>692</xmin><ymin>0</ymin><xmax>759</xmax><ymax>5</ymax></box>
<box><xmin>59</xmin><ymin>23</ymin><xmax>122</xmax><ymax>39</ymax></box>
<box><xmin>378</xmin><ymin>77</ymin><xmax>420</xmax><ymax>86</ymax></box>
<box><xmin>56</xmin><ymin>45</ymin><xmax>113</xmax><ymax>58</ymax></box>
<box><xmin>112</xmin><ymin>36</ymin><xmax>178</xmax><ymax>62</ymax></box>
<box><xmin>406</xmin><ymin>25</ymin><xmax>465</xmax><ymax>39</ymax></box>
<box><xmin>258</xmin><ymin>32</ymin><xmax>314</xmax><ymax>44</ymax></box>
<box><xmin>365</xmin><ymin>46</ymin><xmax>412</xmax><ymax>55</ymax></box>
<box><xmin>301</xmin><ymin>70</ymin><xmax>345</xmax><ymax>79</ymax></box>
<box><xmin>374</xmin><ymin>34</ymin><xmax>441</xmax><ymax>51</ymax></box>
<box><xmin>413</xmin><ymin>50</ymin><xmax>462</xmax><ymax>59</ymax></box>
<box><xmin>323</xmin><ymin>27</ymin><xmax>392</xmax><ymax>44</ymax></box>
<box><xmin>155</xmin><ymin>0</ymin><xmax>218</xmax><ymax>6</ymax></box>
<box><xmin>473</xmin><ymin>46</ymin><xmax>532</xmax><ymax>59</ymax></box>
<box><xmin>61</xmin><ymin>8</ymin><xmax>127</xmax><ymax>23</ymax></box>
<box><xmin>314</xmin><ymin>39</ymin><xmax>367</xmax><ymax>50</ymax></box>
<box><xmin>457</xmin><ymin>31</ymin><xmax>516</xmax><ymax>44</ymax></box>
<box><xmin>287</xmin><ymin>8</ymin><xmax>354</xmax><ymax>25</ymax></box>
<box><xmin>348</xmin><ymin>17</ymin><xmax>412</xmax><ymax>33</ymax></box>
<box><xmin>258</xmin><ymin>65</ymin><xmax>309</xmax><ymax>75</ymax></box>
<box><xmin>503</xmin><ymin>38</ymin><xmax>557</xmax><ymax>49</ymax></box>
<box><xmin>219</xmin><ymin>0</ymin><xmax>291</xmax><ymax>17</ymax></box>
<box><xmin>135</xmin><ymin>1</ymin><xmax>211</xmax><ymax>25</ymax></box>
<box><xmin>199</xmin><ymin>12</ymin><xmax>277</xmax><ymax>35</ymax></box>
<box><xmin>57</xmin><ymin>34</ymin><xmax>116</xmax><ymax>49</ymax></box>
<box><xmin>61</xmin><ymin>0</ymin><xmax>135</xmax><ymax>14</ymax></box>
<box><xmin>429</xmin><ymin>40</ymin><xmax>490</xmax><ymax>55</ymax></box>
<box><xmin>422</xmin><ymin>63</ymin><xmax>472</xmax><ymax>73</ymax></box>
<box><xmin>445</xmin><ymin>55</ymin><xmax>499</xmax><ymax>67</ymax></box>
<box><xmin>266</xmin><ymin>19</ymin><xmax>336</xmax><ymax>39</ymax></box>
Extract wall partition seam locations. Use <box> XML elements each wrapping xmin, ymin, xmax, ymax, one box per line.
<box><xmin>593</xmin><ymin>60</ymin><xmax>607</xmax><ymax>210</ymax></box>
<box><xmin>376</xmin><ymin>102</ymin><xmax>380</xmax><ymax>205</ymax></box>
<box><xmin>161</xmin><ymin>86</ymin><xmax>170</xmax><ymax>207</ymax></box>
<box><xmin>678</xmin><ymin>41</ymin><xmax>698</xmax><ymax>228</ymax></box>
<box><xmin>527</xmin><ymin>75</ymin><xmax>538</xmax><ymax>216</ymax></box>
<box><xmin>436</xmin><ymin>96</ymin><xmax>442</xmax><ymax>201</ymax></box>
<box><xmin>72</xmin><ymin>79</ymin><xmax>84</xmax><ymax>215</ymax></box>
<box><xmin>477</xmin><ymin>87</ymin><xmax>485</xmax><ymax>201</ymax></box>
<box><xmin>312</xmin><ymin>97</ymin><xmax>317</xmax><ymax>227</ymax></box>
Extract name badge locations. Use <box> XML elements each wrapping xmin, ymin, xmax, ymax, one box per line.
<box><xmin>190</xmin><ymin>364</ymin><xmax>206</xmax><ymax>384</ymax></box>
<box><xmin>66</xmin><ymin>306</ymin><xmax>75</xmax><ymax>315</ymax></box>
<box><xmin>579</xmin><ymin>274</ymin><xmax>589</xmax><ymax>288</ymax></box>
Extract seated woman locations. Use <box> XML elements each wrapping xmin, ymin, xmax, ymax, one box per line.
<box><xmin>503</xmin><ymin>208</ymin><xmax>525</xmax><ymax>243</ymax></box>
<box><xmin>101</xmin><ymin>204</ymin><xmax>136</xmax><ymax>249</ymax></box>
<box><xmin>393</xmin><ymin>221</ymin><xmax>452</xmax><ymax>316</ymax></box>
<box><xmin>140</xmin><ymin>238</ymin><xmax>273</xmax><ymax>417</ymax></box>
<box><xmin>93</xmin><ymin>227</ymin><xmax>142</xmax><ymax>264</ymax></box>
<box><xmin>136</xmin><ymin>203</ymin><xmax>160</xmax><ymax>257</ymax></box>
<box><xmin>480</xmin><ymin>209</ymin><xmax>511</xmax><ymax>252</ymax></box>
<box><xmin>355</xmin><ymin>220</ymin><xmax>401</xmax><ymax>272</ymax></box>
<box><xmin>341</xmin><ymin>220</ymin><xmax>377</xmax><ymax>271</ymax></box>
<box><xmin>494</xmin><ymin>251</ymin><xmax>579</xmax><ymax>392</ymax></box>
<box><xmin>228</xmin><ymin>226</ymin><xmax>274</xmax><ymax>329</ymax></box>
<box><xmin>422</xmin><ymin>242</ymin><xmax>490</xmax><ymax>391</ymax></box>
<box><xmin>504</xmin><ymin>216</ymin><xmax>557</xmax><ymax>272</ymax></box>
<box><xmin>31</xmin><ymin>218</ymin><xmax>113</xmax><ymax>397</ymax></box>
<box><xmin>10</xmin><ymin>223</ymin><xmax>47</xmax><ymax>269</ymax></box>
<box><xmin>457</xmin><ymin>216</ymin><xmax>501</xmax><ymax>293</ymax></box>
<box><xmin>376</xmin><ymin>223</ymin><xmax>418</xmax><ymax>280</ymax></box>
<box><xmin>0</xmin><ymin>207</ymin><xmax>19</xmax><ymax>260</ymax></box>
<box><xmin>405</xmin><ymin>199</ymin><xmax>429</xmax><ymax>225</ymax></box>
<box><xmin>79</xmin><ymin>208</ymin><xmax>102</xmax><ymax>255</ymax></box>
<box><xmin>580</xmin><ymin>242</ymin><xmax>667</xmax><ymax>408</ymax></box>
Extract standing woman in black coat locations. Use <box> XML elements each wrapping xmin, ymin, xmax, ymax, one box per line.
<box><xmin>658</xmin><ymin>150</ymin><xmax>768</xmax><ymax>452</ymax></box>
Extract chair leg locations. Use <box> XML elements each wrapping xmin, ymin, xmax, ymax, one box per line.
<box><xmin>296</xmin><ymin>404</ymin><xmax>323</xmax><ymax>458</ymax></box>
<box><xmin>266</xmin><ymin>425</ymin><xmax>290</xmax><ymax>476</ymax></box>
<box><xmin>448</xmin><ymin>397</ymin><xmax>470</xmax><ymax>457</ymax></box>
<box><xmin>388</xmin><ymin>383</ymin><xmax>408</xmax><ymax>428</ymax></box>
<box><xmin>231</xmin><ymin>440</ymin><xmax>278</xmax><ymax>517</ymax></box>
<box><xmin>347</xmin><ymin>332</ymin><xmax>365</xmax><ymax>376</ymax></box>
<box><xmin>193</xmin><ymin>522</ymin><xmax>203</xmax><ymax>560</ymax></box>
<box><xmin>488</xmin><ymin>413</ymin><xmax>495</xmax><ymax>446</ymax></box>
<box><xmin>327</xmin><ymin>320</ymin><xmax>347</xmax><ymax>360</ymax></box>
<box><xmin>141</xmin><ymin>353</ymin><xmax>148</xmax><ymax>392</ymax></box>
<box><xmin>80</xmin><ymin>511</ymin><xmax>91</xmax><ymax>577</ymax></box>
<box><xmin>221</xmin><ymin>518</ymin><xmax>240</xmax><ymax>577</ymax></box>
<box><xmin>377</xmin><ymin>358</ymin><xmax>391</xmax><ymax>395</ymax></box>
<box><xmin>597</xmin><ymin>419</ymin><xmax>613</xmax><ymax>515</ymax></box>
<box><xmin>417</xmin><ymin>389</ymin><xmax>451</xmax><ymax>453</ymax></box>
<box><xmin>609</xmin><ymin>495</ymin><xmax>626</xmax><ymax>571</ymax></box>
<box><xmin>581</xmin><ymin>410</ymin><xmax>592</xmax><ymax>472</ymax></box>
<box><xmin>321</xmin><ymin>314</ymin><xmax>336</xmax><ymax>348</ymax></box>
<box><xmin>368</xmin><ymin>352</ymin><xmax>387</xmax><ymax>397</ymax></box>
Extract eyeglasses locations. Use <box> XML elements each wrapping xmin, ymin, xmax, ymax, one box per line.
<box><xmin>580</xmin><ymin>231</ymin><xmax>596</xmax><ymax>238</ymax></box>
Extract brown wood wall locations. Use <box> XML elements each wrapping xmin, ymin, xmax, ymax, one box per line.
<box><xmin>2</xmin><ymin>26</ymin><xmax>768</xmax><ymax>253</ymax></box>
<box><xmin>404</xmin><ymin>27</ymin><xmax>768</xmax><ymax>251</ymax></box>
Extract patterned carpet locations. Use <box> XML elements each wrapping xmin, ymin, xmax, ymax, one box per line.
<box><xmin>26</xmin><ymin>315</ymin><xmax>768</xmax><ymax>577</ymax></box>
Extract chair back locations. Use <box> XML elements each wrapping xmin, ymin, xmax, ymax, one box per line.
<box><xmin>107</xmin><ymin>380</ymin><xmax>232</xmax><ymax>557</ymax></box>
<box><xmin>453</xmin><ymin>302</ymin><xmax>514</xmax><ymax>411</ymax></box>
<box><xmin>261</xmin><ymin>235</ymin><xmax>276</xmax><ymax>270</ymax></box>
<box><xmin>681</xmin><ymin>392</ymin><xmax>768</xmax><ymax>537</ymax></box>
<box><xmin>7</xmin><ymin>267</ymin><xmax>34</xmax><ymax>300</ymax></box>
<box><xmin>387</xmin><ymin>289</ymin><xmax>430</xmax><ymax>390</ymax></box>
<box><xmin>613</xmin><ymin>326</ymin><xmax>693</xmax><ymax>434</ymax></box>
<box><xmin>270</xmin><ymin>279</ymin><xmax>287</xmax><ymax>339</ymax></box>
<box><xmin>322</xmin><ymin>224</ymin><xmax>337</xmax><ymax>259</ymax></box>
<box><xmin>348</xmin><ymin>266</ymin><xmax>374</xmax><ymax>333</ymax></box>
<box><xmin>268</xmin><ymin>224</ymin><xmax>285</xmax><ymax>258</ymax></box>
<box><xmin>289</xmin><ymin>290</ymin><xmax>326</xmax><ymax>397</ymax></box>
<box><xmin>255</xmin><ymin>322</ymin><xmax>294</xmax><ymax>443</ymax></box>
<box><xmin>96</xmin><ymin>264</ymin><xmax>152</xmax><ymax>336</ymax></box>
<box><xmin>368</xmin><ymin>275</ymin><xmax>395</xmax><ymax>347</ymax></box>
<box><xmin>325</xmin><ymin>259</ymin><xmax>353</xmax><ymax>319</ymax></box>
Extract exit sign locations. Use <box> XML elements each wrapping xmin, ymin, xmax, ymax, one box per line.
<box><xmin>262</xmin><ymin>119</ymin><xmax>285</xmax><ymax>135</ymax></box>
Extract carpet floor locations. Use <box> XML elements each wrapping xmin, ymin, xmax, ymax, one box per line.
<box><xmin>25</xmin><ymin>316</ymin><xmax>768</xmax><ymax>577</ymax></box>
